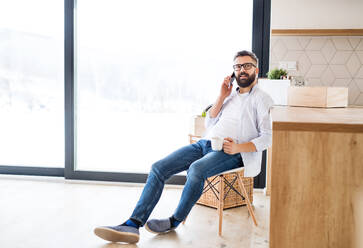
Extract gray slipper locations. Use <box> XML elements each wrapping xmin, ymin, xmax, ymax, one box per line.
<box><xmin>94</xmin><ymin>225</ymin><xmax>140</xmax><ymax>243</ymax></box>
<box><xmin>145</xmin><ymin>218</ymin><xmax>176</xmax><ymax>234</ymax></box>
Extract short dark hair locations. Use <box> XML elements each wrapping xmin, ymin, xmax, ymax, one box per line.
<box><xmin>233</xmin><ymin>50</ymin><xmax>259</xmax><ymax>67</ymax></box>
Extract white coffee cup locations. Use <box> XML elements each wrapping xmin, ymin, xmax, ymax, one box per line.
<box><xmin>211</xmin><ymin>137</ymin><xmax>224</xmax><ymax>151</ymax></box>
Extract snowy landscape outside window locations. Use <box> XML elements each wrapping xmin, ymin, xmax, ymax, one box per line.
<box><xmin>0</xmin><ymin>0</ymin><xmax>64</xmax><ymax>167</ymax></box>
<box><xmin>76</xmin><ymin>0</ymin><xmax>253</xmax><ymax>173</ymax></box>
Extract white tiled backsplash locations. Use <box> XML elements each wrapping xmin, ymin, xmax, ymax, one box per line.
<box><xmin>270</xmin><ymin>36</ymin><xmax>363</xmax><ymax>105</ymax></box>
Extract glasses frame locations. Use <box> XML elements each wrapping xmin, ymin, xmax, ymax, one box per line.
<box><xmin>233</xmin><ymin>63</ymin><xmax>257</xmax><ymax>71</ymax></box>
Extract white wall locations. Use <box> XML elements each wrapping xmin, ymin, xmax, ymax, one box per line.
<box><xmin>271</xmin><ymin>0</ymin><xmax>363</xmax><ymax>29</ymax></box>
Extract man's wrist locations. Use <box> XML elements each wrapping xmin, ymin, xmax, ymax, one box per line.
<box><xmin>237</xmin><ymin>142</ymin><xmax>257</xmax><ymax>153</ymax></box>
<box><xmin>216</xmin><ymin>95</ymin><xmax>226</xmax><ymax>104</ymax></box>
<box><xmin>237</xmin><ymin>143</ymin><xmax>245</xmax><ymax>153</ymax></box>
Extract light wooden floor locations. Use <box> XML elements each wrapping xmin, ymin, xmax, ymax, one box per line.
<box><xmin>0</xmin><ymin>175</ymin><xmax>270</xmax><ymax>248</ymax></box>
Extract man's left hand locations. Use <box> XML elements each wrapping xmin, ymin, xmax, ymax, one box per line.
<box><xmin>223</xmin><ymin>137</ymin><xmax>240</xmax><ymax>155</ymax></box>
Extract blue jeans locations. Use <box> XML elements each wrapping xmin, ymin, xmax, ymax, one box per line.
<box><xmin>130</xmin><ymin>139</ymin><xmax>243</xmax><ymax>225</ymax></box>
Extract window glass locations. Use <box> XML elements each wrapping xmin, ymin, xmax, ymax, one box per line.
<box><xmin>77</xmin><ymin>0</ymin><xmax>253</xmax><ymax>173</ymax></box>
<box><xmin>0</xmin><ymin>0</ymin><xmax>64</xmax><ymax>167</ymax></box>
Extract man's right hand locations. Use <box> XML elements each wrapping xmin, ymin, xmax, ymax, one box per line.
<box><xmin>209</xmin><ymin>75</ymin><xmax>234</xmax><ymax>118</ymax></box>
<box><xmin>219</xmin><ymin>75</ymin><xmax>233</xmax><ymax>100</ymax></box>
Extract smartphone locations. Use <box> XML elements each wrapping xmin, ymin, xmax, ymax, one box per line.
<box><xmin>229</xmin><ymin>72</ymin><xmax>235</xmax><ymax>87</ymax></box>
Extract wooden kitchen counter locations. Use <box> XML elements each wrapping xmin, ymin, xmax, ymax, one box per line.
<box><xmin>269</xmin><ymin>106</ymin><xmax>363</xmax><ymax>248</ymax></box>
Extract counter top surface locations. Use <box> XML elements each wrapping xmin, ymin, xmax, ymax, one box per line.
<box><xmin>271</xmin><ymin>106</ymin><xmax>363</xmax><ymax>132</ymax></box>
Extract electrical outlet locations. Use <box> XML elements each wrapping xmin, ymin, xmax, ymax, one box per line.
<box><xmin>279</xmin><ymin>61</ymin><xmax>297</xmax><ymax>71</ymax></box>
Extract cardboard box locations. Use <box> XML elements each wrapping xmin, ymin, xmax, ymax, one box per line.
<box><xmin>287</xmin><ymin>86</ymin><xmax>348</xmax><ymax>108</ymax></box>
<box><xmin>190</xmin><ymin>115</ymin><xmax>206</xmax><ymax>136</ymax></box>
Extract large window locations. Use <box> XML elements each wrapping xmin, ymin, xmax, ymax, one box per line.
<box><xmin>0</xmin><ymin>0</ymin><xmax>64</xmax><ymax>167</ymax></box>
<box><xmin>76</xmin><ymin>0</ymin><xmax>253</xmax><ymax>173</ymax></box>
<box><xmin>1</xmin><ymin>0</ymin><xmax>270</xmax><ymax>186</ymax></box>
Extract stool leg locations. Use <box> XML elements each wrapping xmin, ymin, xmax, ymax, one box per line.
<box><xmin>218</xmin><ymin>175</ymin><xmax>224</xmax><ymax>236</ymax></box>
<box><xmin>236</xmin><ymin>173</ymin><xmax>258</xmax><ymax>226</ymax></box>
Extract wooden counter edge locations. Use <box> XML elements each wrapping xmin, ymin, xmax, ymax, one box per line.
<box><xmin>271</xmin><ymin>29</ymin><xmax>363</xmax><ymax>36</ymax></box>
<box><xmin>273</xmin><ymin>121</ymin><xmax>363</xmax><ymax>133</ymax></box>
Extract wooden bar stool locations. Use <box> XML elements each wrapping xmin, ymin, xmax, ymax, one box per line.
<box><xmin>201</xmin><ymin>167</ymin><xmax>257</xmax><ymax>235</ymax></box>
<box><xmin>186</xmin><ymin>135</ymin><xmax>257</xmax><ymax>235</ymax></box>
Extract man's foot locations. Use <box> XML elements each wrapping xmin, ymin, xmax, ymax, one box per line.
<box><xmin>94</xmin><ymin>225</ymin><xmax>140</xmax><ymax>243</ymax></box>
<box><xmin>145</xmin><ymin>218</ymin><xmax>178</xmax><ymax>234</ymax></box>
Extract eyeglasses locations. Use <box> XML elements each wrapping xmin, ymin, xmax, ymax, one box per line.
<box><xmin>233</xmin><ymin>63</ymin><xmax>256</xmax><ymax>71</ymax></box>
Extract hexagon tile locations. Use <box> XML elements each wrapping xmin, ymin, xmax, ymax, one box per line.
<box><xmin>270</xmin><ymin>35</ymin><xmax>363</xmax><ymax>105</ymax></box>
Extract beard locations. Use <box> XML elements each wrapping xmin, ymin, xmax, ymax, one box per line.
<box><xmin>236</xmin><ymin>71</ymin><xmax>256</xmax><ymax>88</ymax></box>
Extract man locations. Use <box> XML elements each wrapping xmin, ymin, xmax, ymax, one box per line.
<box><xmin>94</xmin><ymin>50</ymin><xmax>274</xmax><ymax>243</ymax></box>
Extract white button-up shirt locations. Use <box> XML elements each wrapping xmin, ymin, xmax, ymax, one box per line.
<box><xmin>204</xmin><ymin>84</ymin><xmax>274</xmax><ymax>177</ymax></box>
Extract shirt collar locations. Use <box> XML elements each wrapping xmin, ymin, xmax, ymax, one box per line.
<box><xmin>235</xmin><ymin>82</ymin><xmax>258</xmax><ymax>95</ymax></box>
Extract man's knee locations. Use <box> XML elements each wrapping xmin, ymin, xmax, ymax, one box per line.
<box><xmin>150</xmin><ymin>160</ymin><xmax>167</xmax><ymax>181</ymax></box>
<box><xmin>187</xmin><ymin>163</ymin><xmax>206</xmax><ymax>182</ymax></box>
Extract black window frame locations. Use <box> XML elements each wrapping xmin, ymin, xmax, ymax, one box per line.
<box><xmin>1</xmin><ymin>0</ymin><xmax>271</xmax><ymax>188</ymax></box>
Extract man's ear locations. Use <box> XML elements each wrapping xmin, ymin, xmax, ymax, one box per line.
<box><xmin>255</xmin><ymin>67</ymin><xmax>259</xmax><ymax>76</ymax></box>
